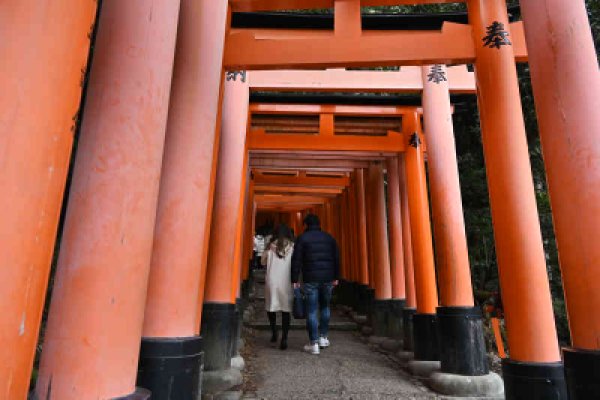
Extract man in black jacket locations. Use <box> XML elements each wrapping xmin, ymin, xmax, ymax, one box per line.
<box><xmin>291</xmin><ymin>213</ymin><xmax>340</xmax><ymax>355</ymax></box>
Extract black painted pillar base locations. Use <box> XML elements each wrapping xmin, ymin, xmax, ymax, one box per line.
<box><xmin>349</xmin><ymin>281</ymin><xmax>360</xmax><ymax>310</ymax></box>
<box><xmin>365</xmin><ymin>288</ymin><xmax>376</xmax><ymax>322</ymax></box>
<box><xmin>232</xmin><ymin>298</ymin><xmax>243</xmax><ymax>357</ymax></box>
<box><xmin>402</xmin><ymin>307</ymin><xmax>416</xmax><ymax>351</ymax></box>
<box><xmin>201</xmin><ymin>303</ymin><xmax>236</xmax><ymax>371</ymax></box>
<box><xmin>344</xmin><ymin>280</ymin><xmax>353</xmax><ymax>306</ymax></box>
<box><xmin>334</xmin><ymin>280</ymin><xmax>345</xmax><ymax>305</ymax></box>
<box><xmin>437</xmin><ymin>306</ymin><xmax>488</xmax><ymax>376</ymax></box>
<box><xmin>388</xmin><ymin>299</ymin><xmax>406</xmax><ymax>339</ymax></box>
<box><xmin>112</xmin><ymin>388</ymin><xmax>152</xmax><ymax>400</ymax></box>
<box><xmin>564</xmin><ymin>347</ymin><xmax>600</xmax><ymax>399</ymax></box>
<box><xmin>502</xmin><ymin>359</ymin><xmax>566</xmax><ymax>400</ymax></box>
<box><xmin>413</xmin><ymin>313</ymin><xmax>439</xmax><ymax>361</ymax></box>
<box><xmin>340</xmin><ymin>280</ymin><xmax>353</xmax><ymax>306</ymax></box>
<box><xmin>137</xmin><ymin>336</ymin><xmax>203</xmax><ymax>400</ymax></box>
<box><xmin>356</xmin><ymin>284</ymin><xmax>370</xmax><ymax>314</ymax></box>
<box><xmin>371</xmin><ymin>299</ymin><xmax>392</xmax><ymax>337</ymax></box>
<box><xmin>241</xmin><ymin>279</ymin><xmax>250</xmax><ymax>300</ymax></box>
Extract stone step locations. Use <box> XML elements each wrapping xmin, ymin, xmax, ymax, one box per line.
<box><xmin>246</xmin><ymin>305</ymin><xmax>358</xmax><ymax>331</ymax></box>
<box><xmin>246</xmin><ymin>320</ymin><xmax>358</xmax><ymax>331</ymax></box>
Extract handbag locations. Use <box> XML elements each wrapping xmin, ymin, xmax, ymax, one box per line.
<box><xmin>293</xmin><ymin>287</ymin><xmax>306</xmax><ymax>319</ymax></box>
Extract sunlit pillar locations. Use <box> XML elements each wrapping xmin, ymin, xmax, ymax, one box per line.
<box><xmin>35</xmin><ymin>2</ymin><xmax>180</xmax><ymax>398</ymax></box>
<box><xmin>422</xmin><ymin>64</ymin><xmax>488</xmax><ymax>377</ymax></box>
<box><xmin>519</xmin><ymin>1</ymin><xmax>600</xmax><ymax>397</ymax></box>
<box><xmin>138</xmin><ymin>1</ymin><xmax>230</xmax><ymax>397</ymax></box>
<box><xmin>0</xmin><ymin>2</ymin><xmax>97</xmax><ymax>398</ymax></box>
<box><xmin>203</xmin><ymin>75</ymin><xmax>250</xmax><ymax>374</ymax></box>
<box><xmin>468</xmin><ymin>0</ymin><xmax>565</xmax><ymax>397</ymax></box>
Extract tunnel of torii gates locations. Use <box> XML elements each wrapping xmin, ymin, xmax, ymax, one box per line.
<box><xmin>1</xmin><ymin>0</ymin><xmax>599</xmax><ymax>399</ymax></box>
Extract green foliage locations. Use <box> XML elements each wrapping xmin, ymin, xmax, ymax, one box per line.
<box><xmin>362</xmin><ymin>4</ymin><xmax>466</xmax><ymax>13</ymax></box>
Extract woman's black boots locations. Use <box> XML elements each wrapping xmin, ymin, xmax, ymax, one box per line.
<box><xmin>267</xmin><ymin>312</ymin><xmax>278</xmax><ymax>343</ymax></box>
<box><xmin>280</xmin><ymin>312</ymin><xmax>290</xmax><ymax>350</ymax></box>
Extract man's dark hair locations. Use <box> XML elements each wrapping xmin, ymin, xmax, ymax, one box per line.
<box><xmin>303</xmin><ymin>213</ymin><xmax>320</xmax><ymax>227</ymax></box>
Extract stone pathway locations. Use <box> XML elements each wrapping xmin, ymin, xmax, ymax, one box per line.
<box><xmin>242</xmin><ymin>328</ymin><xmax>439</xmax><ymax>400</ymax></box>
<box><xmin>241</xmin><ymin>270</ymin><xmax>439</xmax><ymax>399</ymax></box>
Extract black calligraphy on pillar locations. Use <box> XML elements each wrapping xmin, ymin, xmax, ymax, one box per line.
<box><xmin>482</xmin><ymin>21</ymin><xmax>512</xmax><ymax>49</ymax></box>
<box><xmin>427</xmin><ymin>65</ymin><xmax>447</xmax><ymax>84</ymax></box>
<box><xmin>409</xmin><ymin>133</ymin><xmax>421</xmax><ymax>148</ymax></box>
<box><xmin>226</xmin><ymin>70</ymin><xmax>247</xmax><ymax>82</ymax></box>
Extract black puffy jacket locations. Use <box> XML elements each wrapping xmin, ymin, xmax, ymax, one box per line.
<box><xmin>291</xmin><ymin>225</ymin><xmax>340</xmax><ymax>283</ymax></box>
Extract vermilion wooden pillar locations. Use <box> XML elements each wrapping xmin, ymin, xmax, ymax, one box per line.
<box><xmin>0</xmin><ymin>2</ymin><xmax>97</xmax><ymax>398</ymax></box>
<box><xmin>404</xmin><ymin>113</ymin><xmax>440</xmax><ymax>361</ymax></box>
<box><xmin>386</xmin><ymin>157</ymin><xmax>407</xmax><ymax>339</ymax></box>
<box><xmin>356</xmin><ymin>168</ymin><xmax>375</xmax><ymax>317</ymax></box>
<box><xmin>519</xmin><ymin>1</ymin><xmax>600</xmax><ymax>396</ymax></box>
<box><xmin>341</xmin><ymin>178</ymin><xmax>355</xmax><ymax>307</ymax></box>
<box><xmin>339</xmin><ymin>192</ymin><xmax>349</xmax><ymax>281</ymax></box>
<box><xmin>294</xmin><ymin>211</ymin><xmax>303</xmax><ymax>237</ymax></box>
<box><xmin>468</xmin><ymin>0</ymin><xmax>565</xmax><ymax>397</ymax></box>
<box><xmin>232</xmin><ymin>151</ymin><xmax>250</xmax><ymax>299</ymax></box>
<box><xmin>35</xmin><ymin>2</ymin><xmax>180</xmax><ymax>398</ymax></box>
<box><xmin>202</xmin><ymin>76</ymin><xmax>250</xmax><ymax>372</ymax></box>
<box><xmin>364</xmin><ymin>172</ymin><xmax>376</xmax><ymax>291</ymax></box>
<box><xmin>344</xmin><ymin>192</ymin><xmax>354</xmax><ymax>282</ymax></box>
<box><xmin>421</xmin><ymin>65</ymin><xmax>488</xmax><ymax>376</ymax></box>
<box><xmin>139</xmin><ymin>2</ymin><xmax>230</xmax><ymax>396</ymax></box>
<box><xmin>348</xmin><ymin>174</ymin><xmax>360</xmax><ymax>285</ymax></box>
<box><xmin>326</xmin><ymin>200</ymin><xmax>334</xmax><ymax>235</ymax></box>
<box><xmin>355</xmin><ymin>169</ymin><xmax>370</xmax><ymax>287</ymax></box>
<box><xmin>367</xmin><ymin>162</ymin><xmax>393</xmax><ymax>337</ymax></box>
<box><xmin>386</xmin><ymin>158</ymin><xmax>406</xmax><ymax>300</ymax></box>
<box><xmin>421</xmin><ymin>65</ymin><xmax>473</xmax><ymax>308</ymax></box>
<box><xmin>230</xmin><ymin>150</ymin><xmax>250</xmax><ymax>360</ymax></box>
<box><xmin>241</xmin><ymin>178</ymin><xmax>255</xmax><ymax>283</ymax></box>
<box><xmin>398</xmin><ymin>155</ymin><xmax>418</xmax><ymax>352</ymax></box>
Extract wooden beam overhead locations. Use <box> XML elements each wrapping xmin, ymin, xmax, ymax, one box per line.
<box><xmin>256</xmin><ymin>194</ymin><xmax>329</xmax><ymax>204</ymax></box>
<box><xmin>248</xmin><ymin>66</ymin><xmax>476</xmax><ymax>94</ymax></box>
<box><xmin>231</xmin><ymin>0</ymin><xmax>465</xmax><ymax>12</ymax></box>
<box><xmin>254</xmin><ymin>174</ymin><xmax>350</xmax><ymax>187</ymax></box>
<box><xmin>224</xmin><ymin>22</ymin><xmax>527</xmax><ymax>69</ymax></box>
<box><xmin>250</xmin><ymin>157</ymin><xmax>370</xmax><ymax>170</ymax></box>
<box><xmin>248</xmin><ymin>127</ymin><xmax>406</xmax><ymax>152</ymax></box>
<box><xmin>255</xmin><ymin>186</ymin><xmax>344</xmax><ymax>195</ymax></box>
<box><xmin>251</xmin><ymin>151</ymin><xmax>388</xmax><ymax>160</ymax></box>
<box><xmin>257</xmin><ymin>204</ymin><xmax>317</xmax><ymax>212</ymax></box>
<box><xmin>250</xmin><ymin>103</ymin><xmax>421</xmax><ymax>116</ymax></box>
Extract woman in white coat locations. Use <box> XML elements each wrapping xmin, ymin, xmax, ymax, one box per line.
<box><xmin>261</xmin><ymin>224</ymin><xmax>294</xmax><ymax>350</ymax></box>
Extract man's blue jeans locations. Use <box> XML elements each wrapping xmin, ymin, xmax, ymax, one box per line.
<box><xmin>304</xmin><ymin>282</ymin><xmax>333</xmax><ymax>343</ymax></box>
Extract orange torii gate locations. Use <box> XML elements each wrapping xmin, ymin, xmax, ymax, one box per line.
<box><xmin>241</xmin><ymin>83</ymin><xmax>486</xmax><ymax>377</ymax></box>
<box><xmin>1</xmin><ymin>1</ymin><xmax>598</xmax><ymax>399</ymax></box>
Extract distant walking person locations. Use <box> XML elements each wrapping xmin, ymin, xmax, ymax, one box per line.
<box><xmin>292</xmin><ymin>214</ymin><xmax>340</xmax><ymax>355</ymax></box>
<box><xmin>262</xmin><ymin>224</ymin><xmax>294</xmax><ymax>350</ymax></box>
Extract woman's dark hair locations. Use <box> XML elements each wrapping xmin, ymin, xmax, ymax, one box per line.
<box><xmin>271</xmin><ymin>224</ymin><xmax>293</xmax><ymax>258</ymax></box>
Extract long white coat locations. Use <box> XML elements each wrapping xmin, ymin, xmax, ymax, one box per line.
<box><xmin>261</xmin><ymin>242</ymin><xmax>294</xmax><ymax>312</ymax></box>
